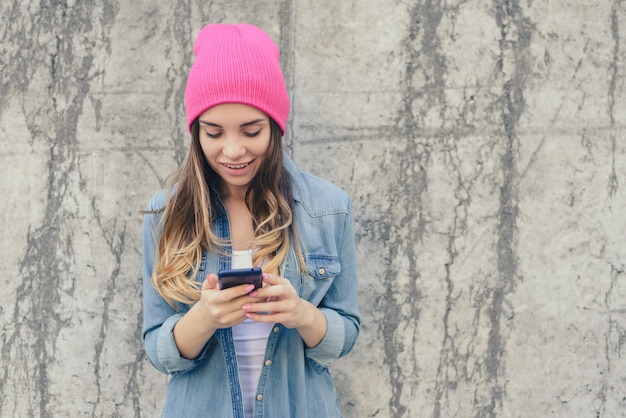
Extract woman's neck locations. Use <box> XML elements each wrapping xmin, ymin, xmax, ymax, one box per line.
<box><xmin>222</xmin><ymin>194</ymin><xmax>255</xmax><ymax>251</ymax></box>
<box><xmin>220</xmin><ymin>183</ymin><xmax>248</xmax><ymax>201</ymax></box>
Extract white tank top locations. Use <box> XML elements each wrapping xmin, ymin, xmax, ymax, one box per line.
<box><xmin>231</xmin><ymin>250</ymin><xmax>273</xmax><ymax>417</ymax></box>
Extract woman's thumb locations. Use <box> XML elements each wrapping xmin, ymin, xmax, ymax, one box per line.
<box><xmin>202</xmin><ymin>273</ymin><xmax>218</xmax><ymax>290</ymax></box>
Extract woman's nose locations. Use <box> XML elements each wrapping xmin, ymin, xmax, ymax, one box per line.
<box><xmin>222</xmin><ymin>139</ymin><xmax>246</xmax><ymax>159</ymax></box>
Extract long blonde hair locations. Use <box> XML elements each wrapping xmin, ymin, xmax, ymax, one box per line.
<box><xmin>148</xmin><ymin>118</ymin><xmax>304</xmax><ymax>307</ymax></box>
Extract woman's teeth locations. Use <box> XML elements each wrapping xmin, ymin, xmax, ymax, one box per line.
<box><xmin>224</xmin><ymin>163</ymin><xmax>248</xmax><ymax>169</ymax></box>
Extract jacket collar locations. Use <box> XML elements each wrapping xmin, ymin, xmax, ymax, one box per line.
<box><xmin>282</xmin><ymin>151</ymin><xmax>303</xmax><ymax>203</ymax></box>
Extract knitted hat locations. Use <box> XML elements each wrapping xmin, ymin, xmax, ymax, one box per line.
<box><xmin>185</xmin><ymin>23</ymin><xmax>289</xmax><ymax>135</ymax></box>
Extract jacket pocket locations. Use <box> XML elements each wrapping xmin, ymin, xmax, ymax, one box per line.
<box><xmin>301</xmin><ymin>255</ymin><xmax>341</xmax><ymax>303</ymax></box>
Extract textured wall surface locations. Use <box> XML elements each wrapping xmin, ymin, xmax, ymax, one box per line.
<box><xmin>1</xmin><ymin>1</ymin><xmax>625</xmax><ymax>417</ymax></box>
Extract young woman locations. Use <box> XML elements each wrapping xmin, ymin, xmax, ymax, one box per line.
<box><xmin>142</xmin><ymin>23</ymin><xmax>360</xmax><ymax>417</ymax></box>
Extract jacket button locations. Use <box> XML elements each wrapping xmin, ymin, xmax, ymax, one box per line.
<box><xmin>257</xmin><ymin>394</ymin><xmax>263</xmax><ymax>401</ymax></box>
<box><xmin>265</xmin><ymin>359</ymin><xmax>271</xmax><ymax>366</ymax></box>
<box><xmin>273</xmin><ymin>326</ymin><xmax>279</xmax><ymax>333</ymax></box>
<box><xmin>318</xmin><ymin>268</ymin><xmax>325</xmax><ymax>275</ymax></box>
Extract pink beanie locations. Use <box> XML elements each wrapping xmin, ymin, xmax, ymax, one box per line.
<box><xmin>185</xmin><ymin>23</ymin><xmax>290</xmax><ymax>135</ymax></box>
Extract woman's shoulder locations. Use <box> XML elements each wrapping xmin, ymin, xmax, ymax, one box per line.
<box><xmin>284</xmin><ymin>155</ymin><xmax>351</xmax><ymax>216</ymax></box>
<box><xmin>145</xmin><ymin>185</ymin><xmax>177</xmax><ymax>212</ymax></box>
<box><xmin>145</xmin><ymin>190</ymin><xmax>166</xmax><ymax>211</ymax></box>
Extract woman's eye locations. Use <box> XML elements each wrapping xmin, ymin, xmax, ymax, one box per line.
<box><xmin>205</xmin><ymin>131</ymin><xmax>222</xmax><ymax>139</ymax></box>
<box><xmin>244</xmin><ymin>129</ymin><xmax>262</xmax><ymax>138</ymax></box>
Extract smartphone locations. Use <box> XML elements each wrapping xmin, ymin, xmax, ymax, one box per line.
<box><xmin>217</xmin><ymin>267</ymin><xmax>263</xmax><ymax>290</ymax></box>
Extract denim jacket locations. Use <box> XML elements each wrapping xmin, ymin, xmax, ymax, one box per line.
<box><xmin>142</xmin><ymin>153</ymin><xmax>360</xmax><ymax>417</ymax></box>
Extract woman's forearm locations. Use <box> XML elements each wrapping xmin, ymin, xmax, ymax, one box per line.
<box><xmin>295</xmin><ymin>300</ymin><xmax>328</xmax><ymax>348</ymax></box>
<box><xmin>172</xmin><ymin>303</ymin><xmax>218</xmax><ymax>360</ymax></box>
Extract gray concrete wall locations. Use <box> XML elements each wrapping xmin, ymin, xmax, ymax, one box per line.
<box><xmin>1</xmin><ymin>1</ymin><xmax>625</xmax><ymax>417</ymax></box>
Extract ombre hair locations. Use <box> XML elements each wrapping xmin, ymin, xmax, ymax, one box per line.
<box><xmin>148</xmin><ymin>118</ymin><xmax>305</xmax><ymax>307</ymax></box>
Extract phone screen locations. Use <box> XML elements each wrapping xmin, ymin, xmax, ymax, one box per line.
<box><xmin>217</xmin><ymin>267</ymin><xmax>263</xmax><ymax>290</ymax></box>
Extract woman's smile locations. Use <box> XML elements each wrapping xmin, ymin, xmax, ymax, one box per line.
<box><xmin>197</xmin><ymin>103</ymin><xmax>271</xmax><ymax>196</ymax></box>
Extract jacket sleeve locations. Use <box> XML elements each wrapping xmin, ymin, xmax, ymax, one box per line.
<box><xmin>305</xmin><ymin>201</ymin><xmax>361</xmax><ymax>368</ymax></box>
<box><xmin>141</xmin><ymin>193</ymin><xmax>214</xmax><ymax>376</ymax></box>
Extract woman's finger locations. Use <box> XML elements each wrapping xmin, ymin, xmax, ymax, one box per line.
<box><xmin>261</xmin><ymin>272</ymin><xmax>288</xmax><ymax>286</ymax></box>
<box><xmin>202</xmin><ymin>274</ymin><xmax>219</xmax><ymax>291</ymax></box>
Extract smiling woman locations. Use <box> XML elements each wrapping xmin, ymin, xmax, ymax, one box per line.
<box><xmin>141</xmin><ymin>23</ymin><xmax>360</xmax><ymax>418</ymax></box>
<box><xmin>197</xmin><ymin>104</ymin><xmax>271</xmax><ymax>196</ymax></box>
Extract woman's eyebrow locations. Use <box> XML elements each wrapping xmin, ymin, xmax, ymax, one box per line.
<box><xmin>198</xmin><ymin>121</ymin><xmax>221</xmax><ymax>127</ymax></box>
<box><xmin>240</xmin><ymin>119</ymin><xmax>266</xmax><ymax>128</ymax></box>
<box><xmin>198</xmin><ymin>119</ymin><xmax>267</xmax><ymax>128</ymax></box>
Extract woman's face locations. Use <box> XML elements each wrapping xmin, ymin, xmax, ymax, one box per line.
<box><xmin>197</xmin><ymin>103</ymin><xmax>271</xmax><ymax>197</ymax></box>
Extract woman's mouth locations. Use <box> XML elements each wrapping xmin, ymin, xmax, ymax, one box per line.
<box><xmin>223</xmin><ymin>162</ymin><xmax>250</xmax><ymax>169</ymax></box>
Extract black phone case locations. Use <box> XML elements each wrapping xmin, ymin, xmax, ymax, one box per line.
<box><xmin>217</xmin><ymin>267</ymin><xmax>263</xmax><ymax>290</ymax></box>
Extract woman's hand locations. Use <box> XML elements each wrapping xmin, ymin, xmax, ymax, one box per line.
<box><xmin>173</xmin><ymin>273</ymin><xmax>262</xmax><ymax>359</ymax></box>
<box><xmin>196</xmin><ymin>273</ymin><xmax>260</xmax><ymax>329</ymax></box>
<box><xmin>241</xmin><ymin>273</ymin><xmax>328</xmax><ymax>348</ymax></box>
